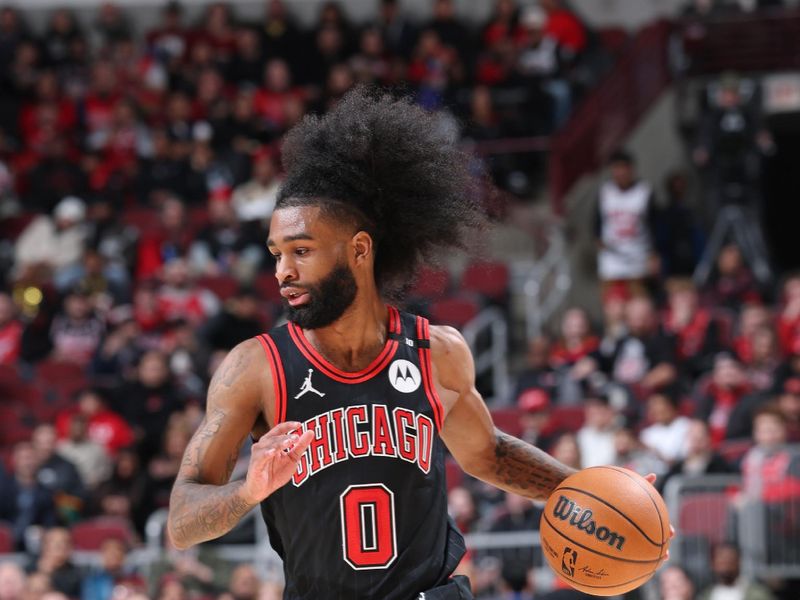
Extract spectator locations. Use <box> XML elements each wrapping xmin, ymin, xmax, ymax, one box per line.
<box><xmin>576</xmin><ymin>389</ymin><xmax>618</xmax><ymax>468</ymax></box>
<box><xmin>703</xmin><ymin>243</ymin><xmax>762</xmax><ymax>311</ymax></box>
<box><xmin>135</xmin><ymin>195</ymin><xmax>192</xmax><ymax>281</ymax></box>
<box><xmin>427</xmin><ymin>0</ymin><xmax>472</xmax><ymax>64</ymax></box>
<box><xmin>56</xmin><ymin>413</ymin><xmax>111</xmax><ymax>490</ymax></box>
<box><xmin>0</xmin><ymin>442</ymin><xmax>57</xmax><ymax>550</ymax></box>
<box><xmin>156</xmin><ymin>258</ymin><xmax>220</xmax><ymax>325</ymax></box>
<box><xmin>406</xmin><ymin>29</ymin><xmax>463</xmax><ymax>111</ymax></box>
<box><xmin>540</xmin><ymin>0</ymin><xmax>587</xmax><ymax>59</ymax></box>
<box><xmin>594</xmin><ymin>151</ymin><xmax>657</xmax><ymax>297</ymax></box>
<box><xmin>81</xmin><ymin>537</ymin><xmax>144</xmax><ymax>600</ymax></box>
<box><xmin>31</xmin><ymin>528</ymin><xmax>82</xmax><ymax>599</ymax></box>
<box><xmin>597</xmin><ymin>285</ymin><xmax>629</xmax><ymax>356</ymax></box>
<box><xmin>698</xmin><ymin>543</ymin><xmax>775</xmax><ymax>600</ymax></box>
<box><xmin>0</xmin><ymin>561</ymin><xmax>25</xmax><ymax>600</ymax></box>
<box><xmin>226</xmin><ymin>564</ymin><xmax>261</xmax><ymax>600</ymax></box>
<box><xmin>31</xmin><ymin>424</ymin><xmax>86</xmax><ymax>525</ymax></box>
<box><xmin>375</xmin><ymin>0</ymin><xmax>417</xmax><ymax>58</ymax></box>
<box><xmin>695</xmin><ymin>353</ymin><xmax>753</xmax><ymax>445</ymax></box>
<box><xmin>663</xmin><ymin>278</ymin><xmax>721</xmax><ymax>378</ymax></box>
<box><xmin>487</xmin><ymin>492</ymin><xmax>541</xmax><ymax>588</ymax></box>
<box><xmin>550</xmin><ymin>307</ymin><xmax>599</xmax><ymax>404</ymax></box>
<box><xmin>640</xmin><ymin>391</ymin><xmax>692</xmax><ymax>464</ymax></box>
<box><xmin>93</xmin><ymin>3</ymin><xmax>132</xmax><ymax>49</ymax></box>
<box><xmin>777</xmin><ymin>272</ymin><xmax>800</xmax><ymax>357</ymax></box>
<box><xmin>257</xmin><ymin>0</ymin><xmax>304</xmax><ymax>67</ymax></box>
<box><xmin>512</xmin><ymin>335</ymin><xmax>557</xmax><ymax>402</ymax></box>
<box><xmin>658</xmin><ymin>565</ymin><xmax>696</xmax><ymax>600</ymax></box>
<box><xmin>14</xmin><ymin>197</ymin><xmax>88</xmax><ymax>288</ymax></box>
<box><xmin>202</xmin><ymin>288</ymin><xmax>265</xmax><ymax>351</ymax></box>
<box><xmin>141</xmin><ymin>421</ymin><xmax>190</xmax><ymax>519</ymax></box>
<box><xmin>91</xmin><ymin>312</ymin><xmax>143</xmax><ymax>384</ymax></box>
<box><xmin>741</xmin><ymin>405</ymin><xmax>800</xmax><ymax>500</ymax></box>
<box><xmin>548</xmin><ymin>432</ymin><xmax>581</xmax><ymax>470</ymax></box>
<box><xmin>48</xmin><ymin>286</ymin><xmax>105</xmax><ymax>365</ymax></box>
<box><xmin>55</xmin><ymin>389</ymin><xmax>134</xmax><ymax>457</ymax></box>
<box><xmin>732</xmin><ymin>303</ymin><xmax>772</xmax><ymax>366</ymax></box>
<box><xmin>0</xmin><ymin>291</ymin><xmax>23</xmax><ymax>365</ymax></box>
<box><xmin>43</xmin><ymin>9</ymin><xmax>82</xmax><ymax>67</ymax></box>
<box><xmin>188</xmin><ymin>194</ymin><xmax>265</xmax><ymax>281</ymax></box>
<box><xmin>349</xmin><ymin>26</ymin><xmax>392</xmax><ymax>86</ymax></box>
<box><xmin>613</xmin><ymin>426</ymin><xmax>667</xmax><ymax>476</ymax></box>
<box><xmin>231</xmin><ymin>147</ymin><xmax>281</xmax><ymax>225</ymax></box>
<box><xmin>146</xmin><ymin>1</ymin><xmax>187</xmax><ymax>66</ymax></box>
<box><xmin>598</xmin><ymin>295</ymin><xmax>678</xmax><ymax>397</ymax></box>
<box><xmin>745</xmin><ymin>325</ymin><xmax>781</xmax><ymax>392</ymax></box>
<box><xmin>652</xmin><ymin>170</ymin><xmax>706</xmax><ymax>277</ymax></box>
<box><xmin>448</xmin><ymin>487</ymin><xmax>479</xmax><ymax>535</ymax></box>
<box><xmin>113</xmin><ymin>349</ymin><xmax>182</xmax><ymax>462</ymax></box>
<box><xmin>516</xmin><ymin>388</ymin><xmax>556</xmax><ymax>449</ymax></box>
<box><xmin>90</xmin><ymin>447</ymin><xmax>147</xmax><ymax>533</ymax></box>
<box><xmin>776</xmin><ymin>376</ymin><xmax>800</xmax><ymax>442</ymax></box>
<box><xmin>659</xmin><ymin>419</ymin><xmax>733</xmax><ymax>494</ymax></box>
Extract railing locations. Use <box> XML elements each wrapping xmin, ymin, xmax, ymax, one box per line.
<box><xmin>521</xmin><ymin>225</ymin><xmax>572</xmax><ymax>341</ymax></box>
<box><xmin>549</xmin><ymin>20</ymin><xmax>673</xmax><ymax>211</ymax></box>
<box><xmin>462</xmin><ymin>307</ymin><xmax>510</xmax><ymax>404</ymax></box>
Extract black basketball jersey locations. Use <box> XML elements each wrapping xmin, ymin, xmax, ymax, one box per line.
<box><xmin>255</xmin><ymin>307</ymin><xmax>465</xmax><ymax>600</ymax></box>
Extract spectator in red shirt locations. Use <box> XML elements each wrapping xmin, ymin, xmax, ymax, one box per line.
<box><xmin>56</xmin><ymin>389</ymin><xmax>134</xmax><ymax>456</ymax></box>
<box><xmin>551</xmin><ymin>306</ymin><xmax>599</xmax><ymax>367</ymax></box>
<box><xmin>540</xmin><ymin>0</ymin><xmax>587</xmax><ymax>58</ymax></box>
<box><xmin>663</xmin><ymin>278</ymin><xmax>722</xmax><ymax>377</ymax></box>
<box><xmin>81</xmin><ymin>59</ymin><xmax>123</xmax><ymax>140</ymax></box>
<box><xmin>703</xmin><ymin>243</ymin><xmax>762</xmax><ymax>310</ymax></box>
<box><xmin>0</xmin><ymin>291</ymin><xmax>23</xmax><ymax>365</ymax></box>
<box><xmin>777</xmin><ymin>273</ymin><xmax>800</xmax><ymax>357</ymax></box>
<box><xmin>156</xmin><ymin>258</ymin><xmax>220</xmax><ymax>326</ymax></box>
<box><xmin>135</xmin><ymin>195</ymin><xmax>192</xmax><ymax>281</ymax></box>
<box><xmin>254</xmin><ymin>58</ymin><xmax>304</xmax><ymax>133</ymax></box>
<box><xmin>695</xmin><ymin>353</ymin><xmax>752</xmax><ymax>446</ymax></box>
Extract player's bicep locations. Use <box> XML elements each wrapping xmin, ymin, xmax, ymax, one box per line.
<box><xmin>177</xmin><ymin>340</ymin><xmax>265</xmax><ymax>486</ymax></box>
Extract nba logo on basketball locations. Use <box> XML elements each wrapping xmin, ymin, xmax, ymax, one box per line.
<box><xmin>561</xmin><ymin>547</ymin><xmax>577</xmax><ymax>577</ymax></box>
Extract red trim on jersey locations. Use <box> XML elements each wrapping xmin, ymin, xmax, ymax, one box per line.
<box><xmin>416</xmin><ymin>317</ymin><xmax>444</xmax><ymax>431</ymax></box>
<box><xmin>257</xmin><ymin>334</ymin><xmax>287</xmax><ymax>424</ymax></box>
<box><xmin>287</xmin><ymin>306</ymin><xmax>401</xmax><ymax>384</ymax></box>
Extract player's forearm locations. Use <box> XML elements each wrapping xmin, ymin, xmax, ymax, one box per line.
<box><xmin>167</xmin><ymin>479</ymin><xmax>256</xmax><ymax>549</ymax></box>
<box><xmin>476</xmin><ymin>430</ymin><xmax>577</xmax><ymax>501</ymax></box>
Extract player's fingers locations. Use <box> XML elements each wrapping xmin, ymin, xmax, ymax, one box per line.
<box><xmin>643</xmin><ymin>473</ymin><xmax>657</xmax><ymax>485</ymax></box>
<box><xmin>669</xmin><ymin>524</ymin><xmax>675</xmax><ymax>538</ymax></box>
<box><xmin>282</xmin><ymin>430</ymin><xmax>314</xmax><ymax>462</ymax></box>
<box><xmin>257</xmin><ymin>422</ymin><xmax>302</xmax><ymax>443</ymax></box>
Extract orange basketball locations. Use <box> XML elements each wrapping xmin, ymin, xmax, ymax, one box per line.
<box><xmin>539</xmin><ymin>466</ymin><xmax>670</xmax><ymax>596</ymax></box>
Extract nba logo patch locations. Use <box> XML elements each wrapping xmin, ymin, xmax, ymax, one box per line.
<box><xmin>388</xmin><ymin>359</ymin><xmax>421</xmax><ymax>393</ymax></box>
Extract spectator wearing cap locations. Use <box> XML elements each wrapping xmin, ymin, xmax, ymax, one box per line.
<box><xmin>695</xmin><ymin>353</ymin><xmax>752</xmax><ymax>446</ymax></box>
<box><xmin>231</xmin><ymin>147</ymin><xmax>281</xmax><ymax>225</ymax></box>
<box><xmin>48</xmin><ymin>286</ymin><xmax>105</xmax><ymax>366</ymax></box>
<box><xmin>14</xmin><ymin>196</ymin><xmax>88</xmax><ymax>287</ymax></box>
<box><xmin>576</xmin><ymin>389</ymin><xmax>618</xmax><ymax>468</ymax></box>
<box><xmin>640</xmin><ymin>391</ymin><xmax>692</xmax><ymax>464</ymax></box>
<box><xmin>0</xmin><ymin>291</ymin><xmax>23</xmax><ymax>365</ymax></box>
<box><xmin>516</xmin><ymin>388</ymin><xmax>556</xmax><ymax>450</ymax></box>
<box><xmin>658</xmin><ymin>419</ymin><xmax>733</xmax><ymax>494</ymax></box>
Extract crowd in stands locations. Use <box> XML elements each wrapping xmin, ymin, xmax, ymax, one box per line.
<box><xmin>0</xmin><ymin>0</ymin><xmax>798</xmax><ymax>599</ymax></box>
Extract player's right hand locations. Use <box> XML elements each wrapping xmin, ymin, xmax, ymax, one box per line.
<box><xmin>240</xmin><ymin>421</ymin><xmax>314</xmax><ymax>504</ymax></box>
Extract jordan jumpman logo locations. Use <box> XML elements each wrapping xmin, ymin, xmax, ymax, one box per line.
<box><xmin>295</xmin><ymin>369</ymin><xmax>326</xmax><ymax>399</ymax></box>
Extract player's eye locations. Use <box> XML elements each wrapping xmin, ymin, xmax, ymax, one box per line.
<box><xmin>295</xmin><ymin>248</ymin><xmax>309</xmax><ymax>256</ymax></box>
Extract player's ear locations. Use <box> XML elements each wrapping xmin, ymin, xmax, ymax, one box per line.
<box><xmin>352</xmin><ymin>231</ymin><xmax>373</xmax><ymax>265</ymax></box>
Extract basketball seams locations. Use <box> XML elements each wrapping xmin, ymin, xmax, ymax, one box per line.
<box><xmin>540</xmin><ymin>514</ymin><xmax>666</xmax><ymax>565</ymax></box>
<box><xmin>597</xmin><ymin>466</ymin><xmax>667</xmax><ymax>546</ymax></box>
<box><xmin>557</xmin><ymin>485</ymin><xmax>662</xmax><ymax>548</ymax></box>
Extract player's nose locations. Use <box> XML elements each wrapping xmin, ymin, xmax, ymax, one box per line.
<box><xmin>275</xmin><ymin>257</ymin><xmax>298</xmax><ymax>284</ymax></box>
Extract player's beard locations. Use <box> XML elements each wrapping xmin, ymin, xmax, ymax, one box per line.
<box><xmin>283</xmin><ymin>262</ymin><xmax>358</xmax><ymax>330</ymax></box>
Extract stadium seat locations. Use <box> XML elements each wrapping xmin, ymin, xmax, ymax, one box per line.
<box><xmin>460</xmin><ymin>261</ymin><xmax>510</xmax><ymax>303</ymax></box>
<box><xmin>122</xmin><ymin>207</ymin><xmax>160</xmax><ymax>234</ymax></box>
<box><xmin>490</xmin><ymin>407</ymin><xmax>524</xmax><ymax>437</ymax></box>
<box><xmin>0</xmin><ymin>364</ymin><xmax>27</xmax><ymax>400</ymax></box>
<box><xmin>197</xmin><ymin>275</ymin><xmax>239</xmax><ymax>301</ymax></box>
<box><xmin>550</xmin><ymin>406</ymin><xmax>584</xmax><ymax>432</ymax></box>
<box><xmin>428</xmin><ymin>296</ymin><xmax>480</xmax><ymax>329</ymax></box>
<box><xmin>0</xmin><ymin>522</ymin><xmax>13</xmax><ymax>553</ymax></box>
<box><xmin>597</xmin><ymin>27</ymin><xmax>630</xmax><ymax>56</ymax></box>
<box><xmin>678</xmin><ymin>492</ymin><xmax>732</xmax><ymax>544</ymax></box>
<box><xmin>718</xmin><ymin>439</ymin><xmax>753</xmax><ymax>464</ymax></box>
<box><xmin>254</xmin><ymin>272</ymin><xmax>283</xmax><ymax>304</ymax></box>
<box><xmin>71</xmin><ymin>517</ymin><xmax>135</xmax><ymax>551</ymax></box>
<box><xmin>35</xmin><ymin>359</ymin><xmax>87</xmax><ymax>387</ymax></box>
<box><xmin>408</xmin><ymin>266</ymin><xmax>450</xmax><ymax>300</ymax></box>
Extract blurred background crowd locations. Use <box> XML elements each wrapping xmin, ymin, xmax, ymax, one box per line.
<box><xmin>0</xmin><ymin>0</ymin><xmax>799</xmax><ymax>598</ymax></box>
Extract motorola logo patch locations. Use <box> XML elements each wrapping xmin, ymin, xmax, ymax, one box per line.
<box><xmin>388</xmin><ymin>360</ymin><xmax>421</xmax><ymax>393</ymax></box>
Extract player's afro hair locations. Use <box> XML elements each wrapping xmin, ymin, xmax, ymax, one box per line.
<box><xmin>276</xmin><ymin>87</ymin><xmax>485</xmax><ymax>298</ymax></box>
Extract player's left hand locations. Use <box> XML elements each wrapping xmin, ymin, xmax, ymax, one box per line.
<box><xmin>644</xmin><ymin>472</ymin><xmax>676</xmax><ymax>559</ymax></box>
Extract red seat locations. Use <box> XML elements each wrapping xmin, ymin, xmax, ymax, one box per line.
<box><xmin>71</xmin><ymin>517</ymin><xmax>135</xmax><ymax>551</ymax></box>
<box><xmin>254</xmin><ymin>272</ymin><xmax>282</xmax><ymax>304</ymax></box>
<box><xmin>460</xmin><ymin>261</ymin><xmax>509</xmax><ymax>303</ymax></box>
<box><xmin>122</xmin><ymin>207</ymin><xmax>160</xmax><ymax>234</ymax></box>
<box><xmin>0</xmin><ymin>364</ymin><xmax>27</xmax><ymax>400</ymax></box>
<box><xmin>550</xmin><ymin>406</ymin><xmax>584</xmax><ymax>432</ymax></box>
<box><xmin>428</xmin><ymin>297</ymin><xmax>480</xmax><ymax>329</ymax></box>
<box><xmin>678</xmin><ymin>492</ymin><xmax>730</xmax><ymax>544</ymax></box>
<box><xmin>197</xmin><ymin>275</ymin><xmax>239</xmax><ymax>301</ymax></box>
<box><xmin>0</xmin><ymin>521</ymin><xmax>13</xmax><ymax>553</ymax></box>
<box><xmin>408</xmin><ymin>266</ymin><xmax>450</xmax><ymax>300</ymax></box>
<box><xmin>597</xmin><ymin>27</ymin><xmax>630</xmax><ymax>56</ymax></box>
<box><xmin>36</xmin><ymin>360</ymin><xmax>87</xmax><ymax>386</ymax></box>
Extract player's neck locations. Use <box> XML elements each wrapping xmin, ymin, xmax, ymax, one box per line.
<box><xmin>301</xmin><ymin>292</ymin><xmax>389</xmax><ymax>372</ymax></box>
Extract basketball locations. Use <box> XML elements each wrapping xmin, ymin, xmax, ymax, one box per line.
<box><xmin>539</xmin><ymin>466</ymin><xmax>670</xmax><ymax>596</ymax></box>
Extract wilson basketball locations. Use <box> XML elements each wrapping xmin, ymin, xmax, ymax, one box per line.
<box><xmin>539</xmin><ymin>466</ymin><xmax>670</xmax><ymax>596</ymax></box>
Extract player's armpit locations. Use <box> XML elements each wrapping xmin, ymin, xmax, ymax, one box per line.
<box><xmin>167</xmin><ymin>339</ymin><xmax>267</xmax><ymax>549</ymax></box>
<box><xmin>431</xmin><ymin>326</ymin><xmax>576</xmax><ymax>501</ymax></box>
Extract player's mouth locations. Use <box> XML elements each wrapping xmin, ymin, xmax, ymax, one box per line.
<box><xmin>281</xmin><ymin>287</ymin><xmax>311</xmax><ymax>307</ymax></box>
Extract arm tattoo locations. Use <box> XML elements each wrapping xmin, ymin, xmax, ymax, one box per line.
<box><xmin>492</xmin><ymin>431</ymin><xmax>576</xmax><ymax>500</ymax></box>
<box><xmin>169</xmin><ymin>404</ymin><xmax>254</xmax><ymax>548</ymax></box>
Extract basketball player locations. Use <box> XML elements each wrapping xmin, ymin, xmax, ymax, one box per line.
<box><xmin>167</xmin><ymin>89</ymin><xmax>654</xmax><ymax>599</ymax></box>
